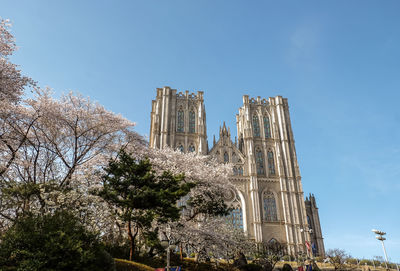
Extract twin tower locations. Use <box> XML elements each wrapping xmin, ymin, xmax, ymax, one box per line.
<box><xmin>149</xmin><ymin>86</ymin><xmax>325</xmax><ymax>257</ymax></box>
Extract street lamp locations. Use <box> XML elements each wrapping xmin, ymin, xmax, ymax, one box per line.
<box><xmin>300</xmin><ymin>227</ymin><xmax>313</xmax><ymax>258</ymax></box>
<box><xmin>300</xmin><ymin>228</ymin><xmax>313</xmax><ymax>234</ymax></box>
<box><xmin>372</xmin><ymin>229</ymin><xmax>389</xmax><ymax>269</ymax></box>
<box><xmin>161</xmin><ymin>226</ymin><xmax>176</xmax><ymax>271</ymax></box>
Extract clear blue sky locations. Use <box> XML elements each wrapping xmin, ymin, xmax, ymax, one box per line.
<box><xmin>3</xmin><ymin>0</ymin><xmax>400</xmax><ymax>262</ymax></box>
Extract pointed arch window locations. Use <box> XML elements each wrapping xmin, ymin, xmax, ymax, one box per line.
<box><xmin>232</xmin><ymin>153</ymin><xmax>237</xmax><ymax>163</ymax></box>
<box><xmin>226</xmin><ymin>199</ymin><xmax>243</xmax><ymax>229</ymax></box>
<box><xmin>256</xmin><ymin>148</ymin><xmax>265</xmax><ymax>175</ymax></box>
<box><xmin>263</xmin><ymin>191</ymin><xmax>278</xmax><ymax>222</ymax></box>
<box><xmin>229</xmin><ymin>206</ymin><xmax>243</xmax><ymax>229</ymax></box>
<box><xmin>177</xmin><ymin>144</ymin><xmax>184</xmax><ymax>152</ymax></box>
<box><xmin>253</xmin><ymin>115</ymin><xmax>260</xmax><ymax>137</ymax></box>
<box><xmin>268</xmin><ymin>238</ymin><xmax>278</xmax><ymax>244</ymax></box>
<box><xmin>307</xmin><ymin>215</ymin><xmax>313</xmax><ymax>229</ymax></box>
<box><xmin>233</xmin><ymin>167</ymin><xmax>243</xmax><ymax>176</ymax></box>
<box><xmin>239</xmin><ymin>137</ymin><xmax>244</xmax><ymax>152</ymax></box>
<box><xmin>224</xmin><ymin>152</ymin><xmax>229</xmax><ymax>163</ymax></box>
<box><xmin>233</xmin><ymin>167</ymin><xmax>238</xmax><ymax>175</ymax></box>
<box><xmin>267</xmin><ymin>150</ymin><xmax>276</xmax><ymax>175</ymax></box>
<box><xmin>177</xmin><ymin>109</ymin><xmax>184</xmax><ymax>132</ymax></box>
<box><xmin>263</xmin><ymin>116</ymin><xmax>271</xmax><ymax>138</ymax></box>
<box><xmin>188</xmin><ymin>144</ymin><xmax>195</xmax><ymax>153</ymax></box>
<box><xmin>215</xmin><ymin>151</ymin><xmax>220</xmax><ymax>160</ymax></box>
<box><xmin>189</xmin><ymin>110</ymin><xmax>195</xmax><ymax>133</ymax></box>
<box><xmin>268</xmin><ymin>238</ymin><xmax>279</xmax><ymax>245</ymax></box>
<box><xmin>238</xmin><ymin>166</ymin><xmax>243</xmax><ymax>176</ymax></box>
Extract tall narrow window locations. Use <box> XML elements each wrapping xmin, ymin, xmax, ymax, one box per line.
<box><xmin>263</xmin><ymin>191</ymin><xmax>278</xmax><ymax>222</ymax></box>
<box><xmin>177</xmin><ymin>109</ymin><xmax>184</xmax><ymax>132</ymax></box>
<box><xmin>307</xmin><ymin>215</ymin><xmax>313</xmax><ymax>229</ymax></box>
<box><xmin>229</xmin><ymin>207</ymin><xmax>243</xmax><ymax>229</ymax></box>
<box><xmin>226</xmin><ymin>199</ymin><xmax>243</xmax><ymax>230</ymax></box>
<box><xmin>189</xmin><ymin>110</ymin><xmax>195</xmax><ymax>133</ymax></box>
<box><xmin>233</xmin><ymin>167</ymin><xmax>238</xmax><ymax>175</ymax></box>
<box><xmin>188</xmin><ymin>144</ymin><xmax>195</xmax><ymax>152</ymax></box>
<box><xmin>238</xmin><ymin>166</ymin><xmax>243</xmax><ymax>176</ymax></box>
<box><xmin>263</xmin><ymin>116</ymin><xmax>271</xmax><ymax>138</ymax></box>
<box><xmin>232</xmin><ymin>153</ymin><xmax>237</xmax><ymax>163</ymax></box>
<box><xmin>268</xmin><ymin>150</ymin><xmax>275</xmax><ymax>175</ymax></box>
<box><xmin>239</xmin><ymin>138</ymin><xmax>244</xmax><ymax>152</ymax></box>
<box><xmin>253</xmin><ymin>115</ymin><xmax>260</xmax><ymax>137</ymax></box>
<box><xmin>256</xmin><ymin>149</ymin><xmax>265</xmax><ymax>175</ymax></box>
<box><xmin>224</xmin><ymin>152</ymin><xmax>229</xmax><ymax>163</ymax></box>
<box><xmin>178</xmin><ymin>144</ymin><xmax>184</xmax><ymax>152</ymax></box>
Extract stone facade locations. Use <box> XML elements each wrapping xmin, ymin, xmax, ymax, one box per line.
<box><xmin>149</xmin><ymin>86</ymin><xmax>325</xmax><ymax>257</ymax></box>
<box><xmin>150</xmin><ymin>88</ymin><xmax>207</xmax><ymax>154</ymax></box>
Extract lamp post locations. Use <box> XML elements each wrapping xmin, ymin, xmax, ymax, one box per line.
<box><xmin>161</xmin><ymin>226</ymin><xmax>176</xmax><ymax>271</ymax></box>
<box><xmin>300</xmin><ymin>227</ymin><xmax>313</xmax><ymax>258</ymax></box>
<box><xmin>372</xmin><ymin>229</ymin><xmax>389</xmax><ymax>269</ymax></box>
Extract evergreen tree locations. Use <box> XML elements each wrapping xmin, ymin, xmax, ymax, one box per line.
<box><xmin>98</xmin><ymin>150</ymin><xmax>194</xmax><ymax>260</ymax></box>
<box><xmin>0</xmin><ymin>211</ymin><xmax>114</xmax><ymax>271</ymax></box>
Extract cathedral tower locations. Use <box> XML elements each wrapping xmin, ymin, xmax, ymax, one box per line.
<box><xmin>149</xmin><ymin>87</ymin><xmax>325</xmax><ymax>257</ymax></box>
<box><xmin>150</xmin><ymin>86</ymin><xmax>207</xmax><ymax>154</ymax></box>
<box><xmin>305</xmin><ymin>194</ymin><xmax>325</xmax><ymax>256</ymax></box>
<box><xmin>234</xmin><ymin>95</ymin><xmax>311</xmax><ymax>255</ymax></box>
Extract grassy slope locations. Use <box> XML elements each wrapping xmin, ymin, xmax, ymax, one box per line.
<box><xmin>114</xmin><ymin>258</ymin><xmax>236</xmax><ymax>271</ymax></box>
<box><xmin>115</xmin><ymin>259</ymin><xmax>155</xmax><ymax>271</ymax></box>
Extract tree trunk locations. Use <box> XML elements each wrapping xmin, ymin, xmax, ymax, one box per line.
<box><xmin>180</xmin><ymin>243</ymin><xmax>183</xmax><ymax>261</ymax></box>
<box><xmin>127</xmin><ymin>220</ymin><xmax>135</xmax><ymax>261</ymax></box>
<box><xmin>148</xmin><ymin>246</ymin><xmax>155</xmax><ymax>257</ymax></box>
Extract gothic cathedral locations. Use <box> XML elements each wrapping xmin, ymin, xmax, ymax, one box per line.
<box><xmin>149</xmin><ymin>87</ymin><xmax>325</xmax><ymax>257</ymax></box>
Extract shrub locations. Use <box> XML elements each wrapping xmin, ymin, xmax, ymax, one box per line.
<box><xmin>371</xmin><ymin>259</ymin><xmax>381</xmax><ymax>266</ymax></box>
<box><xmin>105</xmin><ymin>242</ymin><xmax>131</xmax><ymax>259</ymax></box>
<box><xmin>114</xmin><ymin>254</ymin><xmax>237</xmax><ymax>271</ymax></box>
<box><xmin>347</xmin><ymin>258</ymin><xmax>358</xmax><ymax>265</ymax></box>
<box><xmin>282</xmin><ymin>263</ymin><xmax>293</xmax><ymax>271</ymax></box>
<box><xmin>0</xmin><ymin>210</ymin><xmax>115</xmax><ymax>271</ymax></box>
<box><xmin>239</xmin><ymin>263</ymin><xmax>263</xmax><ymax>271</ymax></box>
<box><xmin>360</xmin><ymin>259</ymin><xmax>373</xmax><ymax>266</ymax></box>
<box><xmin>282</xmin><ymin>255</ymin><xmax>295</xmax><ymax>261</ymax></box>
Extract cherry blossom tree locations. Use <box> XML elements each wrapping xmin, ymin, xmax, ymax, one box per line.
<box><xmin>136</xmin><ymin>147</ymin><xmax>248</xmax><ymax>261</ymax></box>
<box><xmin>0</xmin><ymin>88</ymin><xmax>140</xmax><ymax>231</ymax></box>
<box><xmin>169</xmin><ymin>217</ymin><xmax>254</xmax><ymax>262</ymax></box>
<box><xmin>146</xmin><ymin>147</ymin><xmax>233</xmax><ymax>219</ymax></box>
<box><xmin>326</xmin><ymin>248</ymin><xmax>351</xmax><ymax>271</ymax></box>
<box><xmin>0</xmin><ymin>19</ymin><xmax>36</xmax><ymax>180</ymax></box>
<box><xmin>0</xmin><ymin>19</ymin><xmax>251</xmax><ymax>262</ymax></box>
<box><xmin>0</xmin><ymin>18</ymin><xmax>33</xmax><ymax>103</ymax></box>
